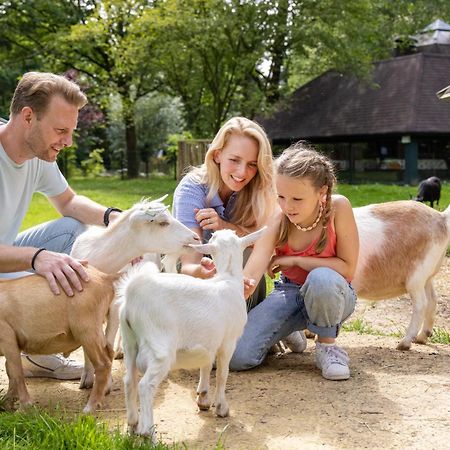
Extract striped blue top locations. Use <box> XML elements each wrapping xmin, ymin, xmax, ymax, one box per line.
<box><xmin>173</xmin><ymin>173</ymin><xmax>237</xmax><ymax>242</ymax></box>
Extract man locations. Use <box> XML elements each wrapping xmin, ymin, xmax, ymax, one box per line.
<box><xmin>0</xmin><ymin>72</ymin><xmax>121</xmax><ymax>379</ymax></box>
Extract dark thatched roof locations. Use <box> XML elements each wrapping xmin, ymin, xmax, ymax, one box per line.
<box><xmin>261</xmin><ymin>51</ymin><xmax>450</xmax><ymax>142</ymax></box>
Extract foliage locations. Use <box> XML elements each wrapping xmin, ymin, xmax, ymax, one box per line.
<box><xmin>2</xmin><ymin>1</ymin><xmax>450</xmax><ymax>172</ymax></box>
<box><xmin>80</xmin><ymin>148</ymin><xmax>105</xmax><ymax>178</ymax></box>
<box><xmin>57</xmin><ymin>147</ymin><xmax>81</xmax><ymax>180</ymax></box>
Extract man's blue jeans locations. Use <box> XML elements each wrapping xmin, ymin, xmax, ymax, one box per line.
<box><xmin>0</xmin><ymin>217</ymin><xmax>86</xmax><ymax>279</ymax></box>
<box><xmin>230</xmin><ymin>267</ymin><xmax>357</xmax><ymax>371</ymax></box>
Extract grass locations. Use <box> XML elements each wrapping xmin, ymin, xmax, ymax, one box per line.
<box><xmin>9</xmin><ymin>176</ymin><xmax>449</xmax><ymax>448</ymax></box>
<box><xmin>0</xmin><ymin>408</ymin><xmax>186</xmax><ymax>449</ymax></box>
<box><xmin>21</xmin><ymin>176</ymin><xmax>450</xmax><ymax>230</ymax></box>
<box><xmin>343</xmin><ymin>319</ymin><xmax>450</xmax><ymax>345</ymax></box>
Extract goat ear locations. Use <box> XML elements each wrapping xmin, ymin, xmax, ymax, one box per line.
<box><xmin>240</xmin><ymin>226</ymin><xmax>267</xmax><ymax>249</ymax></box>
<box><xmin>188</xmin><ymin>243</ymin><xmax>215</xmax><ymax>254</ymax></box>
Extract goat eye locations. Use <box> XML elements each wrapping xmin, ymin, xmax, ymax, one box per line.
<box><xmin>159</xmin><ymin>221</ymin><xmax>169</xmax><ymax>227</ymax></box>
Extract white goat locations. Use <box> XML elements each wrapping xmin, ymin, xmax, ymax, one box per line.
<box><xmin>352</xmin><ymin>201</ymin><xmax>450</xmax><ymax>350</ymax></box>
<box><xmin>119</xmin><ymin>228</ymin><xmax>265</xmax><ymax>438</ymax></box>
<box><xmin>70</xmin><ymin>197</ymin><xmax>199</xmax><ymax>388</ymax></box>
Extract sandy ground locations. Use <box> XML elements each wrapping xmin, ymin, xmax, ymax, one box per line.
<box><xmin>1</xmin><ymin>259</ymin><xmax>449</xmax><ymax>449</ymax></box>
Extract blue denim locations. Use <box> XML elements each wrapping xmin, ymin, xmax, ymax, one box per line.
<box><xmin>0</xmin><ymin>217</ymin><xmax>86</xmax><ymax>279</ymax></box>
<box><xmin>230</xmin><ymin>267</ymin><xmax>357</xmax><ymax>371</ymax></box>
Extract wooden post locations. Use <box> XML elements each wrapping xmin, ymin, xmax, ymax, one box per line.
<box><xmin>177</xmin><ymin>139</ymin><xmax>211</xmax><ymax>181</ymax></box>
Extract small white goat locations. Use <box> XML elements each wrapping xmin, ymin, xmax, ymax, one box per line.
<box><xmin>119</xmin><ymin>228</ymin><xmax>265</xmax><ymax>438</ymax></box>
<box><xmin>352</xmin><ymin>201</ymin><xmax>450</xmax><ymax>350</ymax></box>
<box><xmin>70</xmin><ymin>197</ymin><xmax>199</xmax><ymax>388</ymax></box>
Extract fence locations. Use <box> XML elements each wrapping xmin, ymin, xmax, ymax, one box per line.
<box><xmin>176</xmin><ymin>139</ymin><xmax>211</xmax><ymax>181</ymax></box>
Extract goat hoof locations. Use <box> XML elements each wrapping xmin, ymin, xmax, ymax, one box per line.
<box><xmin>414</xmin><ymin>333</ymin><xmax>429</xmax><ymax>345</ymax></box>
<box><xmin>396</xmin><ymin>340</ymin><xmax>411</xmax><ymax>351</ymax></box>
<box><xmin>215</xmin><ymin>402</ymin><xmax>229</xmax><ymax>417</ymax></box>
<box><xmin>82</xmin><ymin>404</ymin><xmax>95</xmax><ymax>415</ymax></box>
<box><xmin>80</xmin><ymin>372</ymin><xmax>94</xmax><ymax>390</ymax></box>
<box><xmin>196</xmin><ymin>391</ymin><xmax>211</xmax><ymax>411</ymax></box>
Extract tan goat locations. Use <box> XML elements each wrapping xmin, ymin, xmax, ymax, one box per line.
<box><xmin>352</xmin><ymin>201</ymin><xmax>450</xmax><ymax>350</ymax></box>
<box><xmin>0</xmin><ymin>266</ymin><xmax>119</xmax><ymax>412</ymax></box>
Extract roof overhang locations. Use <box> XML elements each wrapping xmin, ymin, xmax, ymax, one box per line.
<box><xmin>437</xmin><ymin>85</ymin><xmax>450</xmax><ymax>99</ymax></box>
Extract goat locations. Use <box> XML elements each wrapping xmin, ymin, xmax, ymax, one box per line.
<box><xmin>352</xmin><ymin>201</ymin><xmax>450</xmax><ymax>350</ymax></box>
<box><xmin>0</xmin><ymin>267</ymin><xmax>118</xmax><ymax>412</ymax></box>
<box><xmin>413</xmin><ymin>176</ymin><xmax>441</xmax><ymax>208</ymax></box>
<box><xmin>70</xmin><ymin>197</ymin><xmax>199</xmax><ymax>388</ymax></box>
<box><xmin>119</xmin><ymin>228</ymin><xmax>265</xmax><ymax>439</ymax></box>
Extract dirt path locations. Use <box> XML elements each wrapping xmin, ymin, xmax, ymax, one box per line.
<box><xmin>1</xmin><ymin>259</ymin><xmax>449</xmax><ymax>449</ymax></box>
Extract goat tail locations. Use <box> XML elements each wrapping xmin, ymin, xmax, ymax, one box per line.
<box><xmin>119</xmin><ymin>306</ymin><xmax>139</xmax><ymax>362</ymax></box>
<box><xmin>115</xmin><ymin>261</ymin><xmax>159</xmax><ymax>302</ymax></box>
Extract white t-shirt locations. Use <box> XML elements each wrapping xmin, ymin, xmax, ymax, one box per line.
<box><xmin>0</xmin><ymin>141</ymin><xmax>68</xmax><ymax>245</ymax></box>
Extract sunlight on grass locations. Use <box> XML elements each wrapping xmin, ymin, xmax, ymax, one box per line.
<box><xmin>342</xmin><ymin>319</ymin><xmax>450</xmax><ymax>345</ymax></box>
<box><xmin>0</xmin><ymin>407</ymin><xmax>225</xmax><ymax>449</ymax></box>
<box><xmin>428</xmin><ymin>327</ymin><xmax>450</xmax><ymax>344</ymax></box>
<box><xmin>342</xmin><ymin>318</ymin><xmax>383</xmax><ymax>335</ymax></box>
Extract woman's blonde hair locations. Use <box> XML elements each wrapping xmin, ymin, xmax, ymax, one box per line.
<box><xmin>276</xmin><ymin>142</ymin><xmax>337</xmax><ymax>253</ymax></box>
<box><xmin>10</xmin><ymin>72</ymin><xmax>87</xmax><ymax>118</ymax></box>
<box><xmin>190</xmin><ymin>117</ymin><xmax>276</xmax><ymax>228</ymax></box>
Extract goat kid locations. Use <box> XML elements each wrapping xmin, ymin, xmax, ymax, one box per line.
<box><xmin>352</xmin><ymin>201</ymin><xmax>450</xmax><ymax>350</ymax></box>
<box><xmin>70</xmin><ymin>197</ymin><xmax>199</xmax><ymax>389</ymax></box>
<box><xmin>0</xmin><ymin>267</ymin><xmax>118</xmax><ymax>412</ymax></box>
<box><xmin>119</xmin><ymin>228</ymin><xmax>265</xmax><ymax>438</ymax></box>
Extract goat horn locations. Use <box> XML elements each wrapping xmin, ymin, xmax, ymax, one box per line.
<box><xmin>145</xmin><ymin>205</ymin><xmax>169</xmax><ymax>219</ymax></box>
<box><xmin>152</xmin><ymin>194</ymin><xmax>169</xmax><ymax>203</ymax></box>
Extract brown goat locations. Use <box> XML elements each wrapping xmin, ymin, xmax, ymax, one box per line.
<box><xmin>0</xmin><ymin>266</ymin><xmax>119</xmax><ymax>412</ymax></box>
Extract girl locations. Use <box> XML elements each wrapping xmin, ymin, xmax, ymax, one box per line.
<box><xmin>172</xmin><ymin>116</ymin><xmax>276</xmax><ymax>309</ymax></box>
<box><xmin>230</xmin><ymin>142</ymin><xmax>359</xmax><ymax>380</ymax></box>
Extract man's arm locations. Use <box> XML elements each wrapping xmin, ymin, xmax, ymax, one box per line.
<box><xmin>49</xmin><ymin>186</ymin><xmax>121</xmax><ymax>226</ymax></box>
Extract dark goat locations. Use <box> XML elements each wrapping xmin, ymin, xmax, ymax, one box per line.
<box><xmin>413</xmin><ymin>176</ymin><xmax>441</xmax><ymax>208</ymax></box>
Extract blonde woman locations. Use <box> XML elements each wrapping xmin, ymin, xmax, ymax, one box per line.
<box><xmin>173</xmin><ymin>116</ymin><xmax>276</xmax><ymax>308</ymax></box>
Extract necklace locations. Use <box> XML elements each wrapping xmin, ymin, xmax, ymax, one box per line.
<box><xmin>293</xmin><ymin>203</ymin><xmax>324</xmax><ymax>232</ymax></box>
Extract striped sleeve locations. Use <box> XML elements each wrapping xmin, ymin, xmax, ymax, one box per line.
<box><xmin>172</xmin><ymin>175</ymin><xmax>208</xmax><ymax>228</ymax></box>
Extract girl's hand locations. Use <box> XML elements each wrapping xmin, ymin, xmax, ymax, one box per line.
<box><xmin>268</xmin><ymin>255</ymin><xmax>296</xmax><ymax>278</ymax></box>
<box><xmin>243</xmin><ymin>276</ymin><xmax>256</xmax><ymax>299</ymax></box>
<box><xmin>197</xmin><ymin>256</ymin><xmax>216</xmax><ymax>279</ymax></box>
<box><xmin>195</xmin><ymin>208</ymin><xmax>223</xmax><ymax>232</ymax></box>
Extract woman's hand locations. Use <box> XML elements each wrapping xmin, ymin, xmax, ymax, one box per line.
<box><xmin>195</xmin><ymin>208</ymin><xmax>224</xmax><ymax>232</ymax></box>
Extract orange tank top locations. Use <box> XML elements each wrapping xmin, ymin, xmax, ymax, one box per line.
<box><xmin>275</xmin><ymin>221</ymin><xmax>342</xmax><ymax>285</ymax></box>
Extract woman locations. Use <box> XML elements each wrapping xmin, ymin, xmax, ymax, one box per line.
<box><xmin>172</xmin><ymin>116</ymin><xmax>275</xmax><ymax>308</ymax></box>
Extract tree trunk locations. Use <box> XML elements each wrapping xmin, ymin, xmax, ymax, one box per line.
<box><xmin>125</xmin><ymin>116</ymin><xmax>139</xmax><ymax>178</ymax></box>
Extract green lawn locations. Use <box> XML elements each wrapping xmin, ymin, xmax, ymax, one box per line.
<box><xmin>7</xmin><ymin>176</ymin><xmax>449</xmax><ymax>448</ymax></box>
<box><xmin>22</xmin><ymin>176</ymin><xmax>450</xmax><ymax>230</ymax></box>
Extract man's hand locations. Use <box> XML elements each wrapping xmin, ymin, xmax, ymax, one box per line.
<box><xmin>33</xmin><ymin>250</ymin><xmax>89</xmax><ymax>296</ymax></box>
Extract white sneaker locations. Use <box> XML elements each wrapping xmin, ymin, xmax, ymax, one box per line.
<box><xmin>282</xmin><ymin>331</ymin><xmax>307</xmax><ymax>353</ymax></box>
<box><xmin>315</xmin><ymin>342</ymin><xmax>350</xmax><ymax>380</ymax></box>
<box><xmin>22</xmin><ymin>354</ymin><xmax>83</xmax><ymax>380</ymax></box>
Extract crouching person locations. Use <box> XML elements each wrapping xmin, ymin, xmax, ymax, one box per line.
<box><xmin>230</xmin><ymin>143</ymin><xmax>359</xmax><ymax>380</ymax></box>
<box><xmin>0</xmin><ymin>72</ymin><xmax>122</xmax><ymax>379</ymax></box>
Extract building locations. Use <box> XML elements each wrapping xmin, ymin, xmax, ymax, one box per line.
<box><xmin>261</xmin><ymin>20</ymin><xmax>450</xmax><ymax>184</ymax></box>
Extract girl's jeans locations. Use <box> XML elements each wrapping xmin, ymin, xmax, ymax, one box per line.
<box><xmin>0</xmin><ymin>217</ymin><xmax>86</xmax><ymax>279</ymax></box>
<box><xmin>230</xmin><ymin>267</ymin><xmax>357</xmax><ymax>371</ymax></box>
